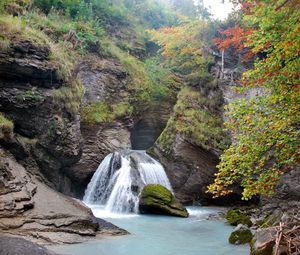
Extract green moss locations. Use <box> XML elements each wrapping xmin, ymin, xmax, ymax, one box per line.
<box><xmin>229</xmin><ymin>229</ymin><xmax>253</xmax><ymax>244</ymax></box>
<box><xmin>0</xmin><ymin>113</ymin><xmax>13</xmax><ymax>139</ymax></box>
<box><xmin>24</xmin><ymin>89</ymin><xmax>43</xmax><ymax>102</ymax></box>
<box><xmin>81</xmin><ymin>100</ymin><xmax>133</xmax><ymax>125</ymax></box>
<box><xmin>157</xmin><ymin>117</ymin><xmax>177</xmax><ymax>157</ymax></box>
<box><xmin>140</xmin><ymin>184</ymin><xmax>189</xmax><ymax>218</ymax></box>
<box><xmin>146</xmin><ymin>147</ymin><xmax>157</xmax><ymax>158</ymax></box>
<box><xmin>141</xmin><ymin>184</ymin><xmax>176</xmax><ymax>204</ymax></box>
<box><xmin>226</xmin><ymin>208</ymin><xmax>252</xmax><ymax>227</ymax></box>
<box><xmin>157</xmin><ymin>86</ymin><xmax>229</xmax><ymax>155</ymax></box>
<box><xmin>112</xmin><ymin>102</ymin><xmax>133</xmax><ymax>119</ymax></box>
<box><xmin>81</xmin><ymin>102</ymin><xmax>112</xmax><ymax>124</ymax></box>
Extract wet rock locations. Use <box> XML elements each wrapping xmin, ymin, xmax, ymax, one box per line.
<box><xmin>96</xmin><ymin>218</ymin><xmax>128</xmax><ymax>235</ymax></box>
<box><xmin>66</xmin><ymin>122</ymin><xmax>131</xmax><ymax>195</ymax></box>
<box><xmin>0</xmin><ymin>235</ymin><xmax>60</xmax><ymax>255</ymax></box>
<box><xmin>66</xmin><ymin>58</ymin><xmax>132</xmax><ymax>194</ymax></box>
<box><xmin>229</xmin><ymin>224</ymin><xmax>253</xmax><ymax>245</ymax></box>
<box><xmin>139</xmin><ymin>184</ymin><xmax>189</xmax><ymax>218</ymax></box>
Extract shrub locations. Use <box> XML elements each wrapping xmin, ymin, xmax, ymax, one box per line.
<box><xmin>0</xmin><ymin>113</ymin><xmax>14</xmax><ymax>139</ymax></box>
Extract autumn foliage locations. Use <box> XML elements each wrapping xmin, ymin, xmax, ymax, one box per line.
<box><xmin>208</xmin><ymin>0</ymin><xmax>300</xmax><ymax>199</ymax></box>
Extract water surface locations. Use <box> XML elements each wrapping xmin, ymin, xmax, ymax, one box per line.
<box><xmin>52</xmin><ymin>206</ymin><xmax>249</xmax><ymax>255</ymax></box>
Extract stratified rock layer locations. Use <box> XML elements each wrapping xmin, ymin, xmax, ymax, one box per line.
<box><xmin>0</xmin><ymin>147</ymin><xmax>127</xmax><ymax>244</ymax></box>
<box><xmin>0</xmin><ymin>39</ymin><xmax>82</xmax><ymax>195</ymax></box>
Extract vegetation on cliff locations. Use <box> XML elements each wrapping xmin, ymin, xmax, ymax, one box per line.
<box><xmin>148</xmin><ymin>19</ymin><xmax>229</xmax><ymax>156</ymax></box>
<box><xmin>0</xmin><ymin>0</ymin><xmax>299</xmax><ymax>203</ymax></box>
<box><xmin>208</xmin><ymin>0</ymin><xmax>300</xmax><ymax>200</ymax></box>
<box><xmin>0</xmin><ymin>0</ymin><xmax>182</xmax><ymax>125</ymax></box>
<box><xmin>0</xmin><ymin>113</ymin><xmax>13</xmax><ymax>139</ymax></box>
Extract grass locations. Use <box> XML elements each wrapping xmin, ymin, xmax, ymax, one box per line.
<box><xmin>53</xmin><ymin>79</ymin><xmax>85</xmax><ymax>117</ymax></box>
<box><xmin>0</xmin><ymin>14</ymin><xmax>84</xmax><ymax>117</ymax></box>
<box><xmin>105</xmin><ymin>44</ymin><xmax>180</xmax><ymax>111</ymax></box>
<box><xmin>25</xmin><ymin>10</ymin><xmax>105</xmax><ymax>50</ymax></box>
<box><xmin>81</xmin><ymin>101</ymin><xmax>133</xmax><ymax>125</ymax></box>
<box><xmin>0</xmin><ymin>15</ymin><xmax>75</xmax><ymax>82</ymax></box>
<box><xmin>0</xmin><ymin>113</ymin><xmax>13</xmax><ymax>139</ymax></box>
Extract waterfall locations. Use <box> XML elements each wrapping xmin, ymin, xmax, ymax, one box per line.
<box><xmin>83</xmin><ymin>150</ymin><xmax>172</xmax><ymax>214</ymax></box>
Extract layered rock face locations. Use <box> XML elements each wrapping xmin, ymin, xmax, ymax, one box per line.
<box><xmin>0</xmin><ymin>39</ymin><xmax>82</xmax><ymax>195</ymax></box>
<box><xmin>0</xmin><ymin>148</ymin><xmax>127</xmax><ymax>244</ymax></box>
<box><xmin>66</xmin><ymin>57</ymin><xmax>132</xmax><ymax>193</ymax></box>
<box><xmin>0</xmin><ymin>36</ymin><xmax>126</xmax><ymax>243</ymax></box>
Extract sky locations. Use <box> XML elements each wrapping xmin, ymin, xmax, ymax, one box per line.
<box><xmin>202</xmin><ymin>0</ymin><xmax>234</xmax><ymax>20</ymax></box>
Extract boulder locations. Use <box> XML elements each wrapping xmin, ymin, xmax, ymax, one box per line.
<box><xmin>139</xmin><ymin>184</ymin><xmax>189</xmax><ymax>218</ymax></box>
<box><xmin>228</xmin><ymin>224</ymin><xmax>253</xmax><ymax>245</ymax></box>
<box><xmin>0</xmin><ymin>235</ymin><xmax>59</xmax><ymax>255</ymax></box>
<box><xmin>250</xmin><ymin>228</ymin><xmax>277</xmax><ymax>255</ymax></box>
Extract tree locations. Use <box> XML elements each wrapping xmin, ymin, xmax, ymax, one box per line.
<box><xmin>147</xmin><ymin>20</ymin><xmax>214</xmax><ymax>83</ymax></box>
<box><xmin>208</xmin><ymin>0</ymin><xmax>300</xmax><ymax>199</ymax></box>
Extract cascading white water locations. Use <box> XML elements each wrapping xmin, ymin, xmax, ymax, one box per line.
<box><xmin>83</xmin><ymin>150</ymin><xmax>172</xmax><ymax>214</ymax></box>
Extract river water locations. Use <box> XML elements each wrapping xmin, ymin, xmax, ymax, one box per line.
<box><xmin>51</xmin><ymin>206</ymin><xmax>250</xmax><ymax>255</ymax></box>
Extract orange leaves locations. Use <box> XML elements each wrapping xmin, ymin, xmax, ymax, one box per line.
<box><xmin>213</xmin><ymin>24</ymin><xmax>255</xmax><ymax>62</ymax></box>
<box><xmin>213</xmin><ymin>25</ymin><xmax>246</xmax><ymax>51</ymax></box>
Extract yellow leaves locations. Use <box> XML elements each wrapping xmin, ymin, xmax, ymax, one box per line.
<box><xmin>147</xmin><ymin>20</ymin><xmax>210</xmax><ymax>63</ymax></box>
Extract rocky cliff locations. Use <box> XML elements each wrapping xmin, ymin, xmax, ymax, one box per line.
<box><xmin>147</xmin><ymin>49</ymin><xmax>247</xmax><ymax>205</ymax></box>
<box><xmin>0</xmin><ymin>34</ymin><xmax>82</xmax><ymax>194</ymax></box>
<box><xmin>0</xmin><ymin>18</ymin><xmax>127</xmax><ymax>243</ymax></box>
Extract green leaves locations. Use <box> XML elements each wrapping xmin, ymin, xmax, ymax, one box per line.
<box><xmin>208</xmin><ymin>0</ymin><xmax>300</xmax><ymax>200</ymax></box>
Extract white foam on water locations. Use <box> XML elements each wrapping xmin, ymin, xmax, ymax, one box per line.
<box><xmin>87</xmin><ymin>204</ymin><xmax>139</xmax><ymax>219</ymax></box>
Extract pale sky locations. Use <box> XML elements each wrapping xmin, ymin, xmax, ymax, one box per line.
<box><xmin>202</xmin><ymin>0</ymin><xmax>234</xmax><ymax>20</ymax></box>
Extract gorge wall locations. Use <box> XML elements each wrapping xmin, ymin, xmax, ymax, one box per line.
<box><xmin>0</xmin><ymin>13</ymin><xmax>241</xmax><ymax>209</ymax></box>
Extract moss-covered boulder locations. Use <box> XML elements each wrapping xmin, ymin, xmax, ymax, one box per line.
<box><xmin>226</xmin><ymin>208</ymin><xmax>252</xmax><ymax>227</ymax></box>
<box><xmin>139</xmin><ymin>184</ymin><xmax>189</xmax><ymax>217</ymax></box>
<box><xmin>229</xmin><ymin>224</ymin><xmax>253</xmax><ymax>245</ymax></box>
